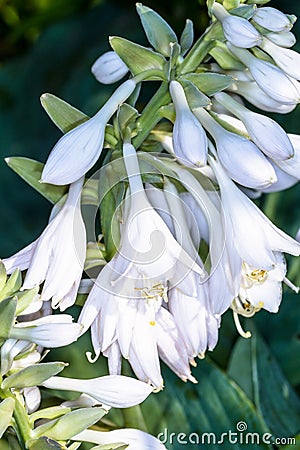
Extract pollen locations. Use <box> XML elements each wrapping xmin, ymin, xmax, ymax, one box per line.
<box><xmin>149</xmin><ymin>321</ymin><xmax>156</xmax><ymax>326</ymax></box>
<box><xmin>247</xmin><ymin>269</ymin><xmax>268</xmax><ymax>283</ymax></box>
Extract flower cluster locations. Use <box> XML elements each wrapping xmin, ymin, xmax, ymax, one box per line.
<box><xmin>1</xmin><ymin>0</ymin><xmax>300</xmax><ymax>448</ymax></box>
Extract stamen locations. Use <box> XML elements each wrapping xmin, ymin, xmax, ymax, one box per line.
<box><xmin>86</xmin><ymin>350</ymin><xmax>100</xmax><ymax>363</ymax></box>
<box><xmin>233</xmin><ymin>311</ymin><xmax>252</xmax><ymax>339</ymax></box>
<box><xmin>284</xmin><ymin>277</ymin><xmax>299</xmax><ymax>293</ymax></box>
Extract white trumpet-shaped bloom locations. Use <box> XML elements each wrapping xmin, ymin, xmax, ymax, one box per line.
<box><xmin>3</xmin><ymin>178</ymin><xmax>86</xmax><ymax>311</ymax></box>
<box><xmin>41</xmin><ymin>79</ymin><xmax>136</xmax><ymax>185</ymax></box>
<box><xmin>74</xmin><ymin>428</ymin><xmax>167</xmax><ymax>450</ymax></box>
<box><xmin>79</xmin><ymin>143</ymin><xmax>203</xmax><ymax>388</ymax></box>
<box><xmin>212</xmin><ymin>2</ymin><xmax>262</xmax><ymax>49</ymax></box>
<box><xmin>252</xmin><ymin>7</ymin><xmax>292</xmax><ymax>32</ymax></box>
<box><xmin>234</xmin><ymin>253</ymin><xmax>287</xmax><ymax>315</ymax></box>
<box><xmin>195</xmin><ymin>107</ymin><xmax>277</xmax><ymax>189</ymax></box>
<box><xmin>227</xmin><ymin>43</ymin><xmax>300</xmax><ymax>105</ymax></box>
<box><xmin>42</xmin><ymin>374</ymin><xmax>153</xmax><ymax>408</ymax></box>
<box><xmin>260</xmin><ymin>37</ymin><xmax>300</xmax><ymax>80</ymax></box>
<box><xmin>9</xmin><ymin>315</ymin><xmax>82</xmax><ymax>348</ymax></box>
<box><xmin>91</xmin><ymin>50</ymin><xmax>129</xmax><ymax>84</ymax></box>
<box><xmin>169</xmin><ymin>80</ymin><xmax>208</xmax><ymax>167</ymax></box>
<box><xmin>209</xmin><ymin>156</ymin><xmax>300</xmax><ymax>270</ymax></box>
<box><xmin>214</xmin><ymin>92</ymin><xmax>294</xmax><ymax>161</ymax></box>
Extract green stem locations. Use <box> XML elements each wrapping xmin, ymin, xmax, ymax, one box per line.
<box><xmin>133</xmin><ymin>82</ymin><xmax>171</xmax><ymax>149</ymax></box>
<box><xmin>122</xmin><ymin>405</ymin><xmax>148</xmax><ymax>433</ymax></box>
<box><xmin>178</xmin><ymin>22</ymin><xmax>221</xmax><ymax>75</ymax></box>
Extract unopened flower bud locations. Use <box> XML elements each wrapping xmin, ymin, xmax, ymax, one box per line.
<box><xmin>252</xmin><ymin>7</ymin><xmax>292</xmax><ymax>32</ymax></box>
<box><xmin>260</xmin><ymin>37</ymin><xmax>300</xmax><ymax>80</ymax></box>
<box><xmin>169</xmin><ymin>80</ymin><xmax>208</xmax><ymax>167</ymax></box>
<box><xmin>212</xmin><ymin>2</ymin><xmax>262</xmax><ymax>49</ymax></box>
<box><xmin>227</xmin><ymin>43</ymin><xmax>300</xmax><ymax>105</ymax></box>
<box><xmin>91</xmin><ymin>51</ymin><xmax>129</xmax><ymax>84</ymax></box>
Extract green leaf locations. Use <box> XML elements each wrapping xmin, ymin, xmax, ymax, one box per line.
<box><xmin>5</xmin><ymin>157</ymin><xmax>67</xmax><ymax>204</ymax></box>
<box><xmin>140</xmin><ymin>358</ymin><xmax>269</xmax><ymax>450</ymax></box>
<box><xmin>0</xmin><ymin>398</ymin><xmax>15</xmax><ymax>438</ymax></box>
<box><xmin>180</xmin><ymin>19</ymin><xmax>194</xmax><ymax>56</ymax></box>
<box><xmin>117</xmin><ymin>104</ymin><xmax>139</xmax><ymax>138</ymax></box>
<box><xmin>40</xmin><ymin>93</ymin><xmax>89</xmax><ymax>134</ymax></box>
<box><xmin>136</xmin><ymin>3</ymin><xmax>177</xmax><ymax>57</ymax></box>
<box><xmin>0</xmin><ymin>262</ymin><xmax>7</xmax><ymax>293</ymax></box>
<box><xmin>181</xmin><ymin>73</ymin><xmax>234</xmax><ymax>96</ymax></box>
<box><xmin>228</xmin><ymin>327</ymin><xmax>300</xmax><ymax>437</ymax></box>
<box><xmin>223</xmin><ymin>0</ymin><xmax>240</xmax><ymax>9</ymax></box>
<box><xmin>15</xmin><ymin>287</ymin><xmax>40</xmax><ymax>316</ymax></box>
<box><xmin>210</xmin><ymin>42</ymin><xmax>245</xmax><ymax>70</ymax></box>
<box><xmin>109</xmin><ymin>37</ymin><xmax>165</xmax><ymax>78</ymax></box>
<box><xmin>180</xmin><ymin>79</ymin><xmax>211</xmax><ymax>110</ymax></box>
<box><xmin>29</xmin><ymin>406</ymin><xmax>71</xmax><ymax>426</ymax></box>
<box><xmin>0</xmin><ymin>269</ymin><xmax>21</xmax><ymax>301</ymax></box>
<box><xmin>0</xmin><ymin>297</ymin><xmax>17</xmax><ymax>338</ymax></box>
<box><xmin>34</xmin><ymin>407</ymin><xmax>107</xmax><ymax>441</ymax></box>
<box><xmin>2</xmin><ymin>362</ymin><xmax>66</xmax><ymax>389</ymax></box>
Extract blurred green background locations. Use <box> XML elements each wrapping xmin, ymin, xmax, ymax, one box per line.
<box><xmin>0</xmin><ymin>1</ymin><xmax>300</xmax><ymax>448</ymax></box>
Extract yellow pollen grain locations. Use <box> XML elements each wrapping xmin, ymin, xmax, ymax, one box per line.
<box><xmin>149</xmin><ymin>321</ymin><xmax>156</xmax><ymax>326</ymax></box>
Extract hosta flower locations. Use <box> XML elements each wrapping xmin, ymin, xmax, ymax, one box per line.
<box><xmin>229</xmin><ymin>80</ymin><xmax>297</xmax><ymax>114</ymax></box>
<box><xmin>1</xmin><ymin>339</ymin><xmax>37</xmax><ymax>375</ymax></box>
<box><xmin>169</xmin><ymin>80</ymin><xmax>208</xmax><ymax>167</ymax></box>
<box><xmin>91</xmin><ymin>50</ymin><xmax>129</xmax><ymax>84</ymax></box>
<box><xmin>79</xmin><ymin>143</ymin><xmax>203</xmax><ymax>388</ymax></box>
<box><xmin>41</xmin><ymin>79</ymin><xmax>136</xmax><ymax>185</ymax></box>
<box><xmin>73</xmin><ymin>428</ymin><xmax>167</xmax><ymax>450</ymax></box>
<box><xmin>227</xmin><ymin>43</ymin><xmax>300</xmax><ymax>105</ymax></box>
<box><xmin>214</xmin><ymin>92</ymin><xmax>294</xmax><ymax>160</ymax></box>
<box><xmin>212</xmin><ymin>2</ymin><xmax>262</xmax><ymax>48</ymax></box>
<box><xmin>42</xmin><ymin>374</ymin><xmax>153</xmax><ymax>408</ymax></box>
<box><xmin>173</xmin><ymin>166</ymin><xmax>242</xmax><ymax>316</ymax></box>
<box><xmin>9</xmin><ymin>315</ymin><xmax>82</xmax><ymax>348</ymax></box>
<box><xmin>252</xmin><ymin>7</ymin><xmax>292</xmax><ymax>32</ymax></box>
<box><xmin>260</xmin><ymin>37</ymin><xmax>300</xmax><ymax>80</ymax></box>
<box><xmin>3</xmin><ymin>178</ymin><xmax>86</xmax><ymax>311</ymax></box>
<box><xmin>233</xmin><ymin>253</ymin><xmax>287</xmax><ymax>316</ymax></box>
<box><xmin>209</xmin><ymin>156</ymin><xmax>300</xmax><ymax>270</ymax></box>
<box><xmin>195</xmin><ymin>107</ymin><xmax>277</xmax><ymax>189</ymax></box>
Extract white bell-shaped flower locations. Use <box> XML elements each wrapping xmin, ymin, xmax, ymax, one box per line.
<box><xmin>209</xmin><ymin>156</ymin><xmax>300</xmax><ymax>270</ymax></box>
<box><xmin>41</xmin><ymin>79</ymin><xmax>136</xmax><ymax>185</ymax></box>
<box><xmin>3</xmin><ymin>177</ymin><xmax>86</xmax><ymax>311</ymax></box>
